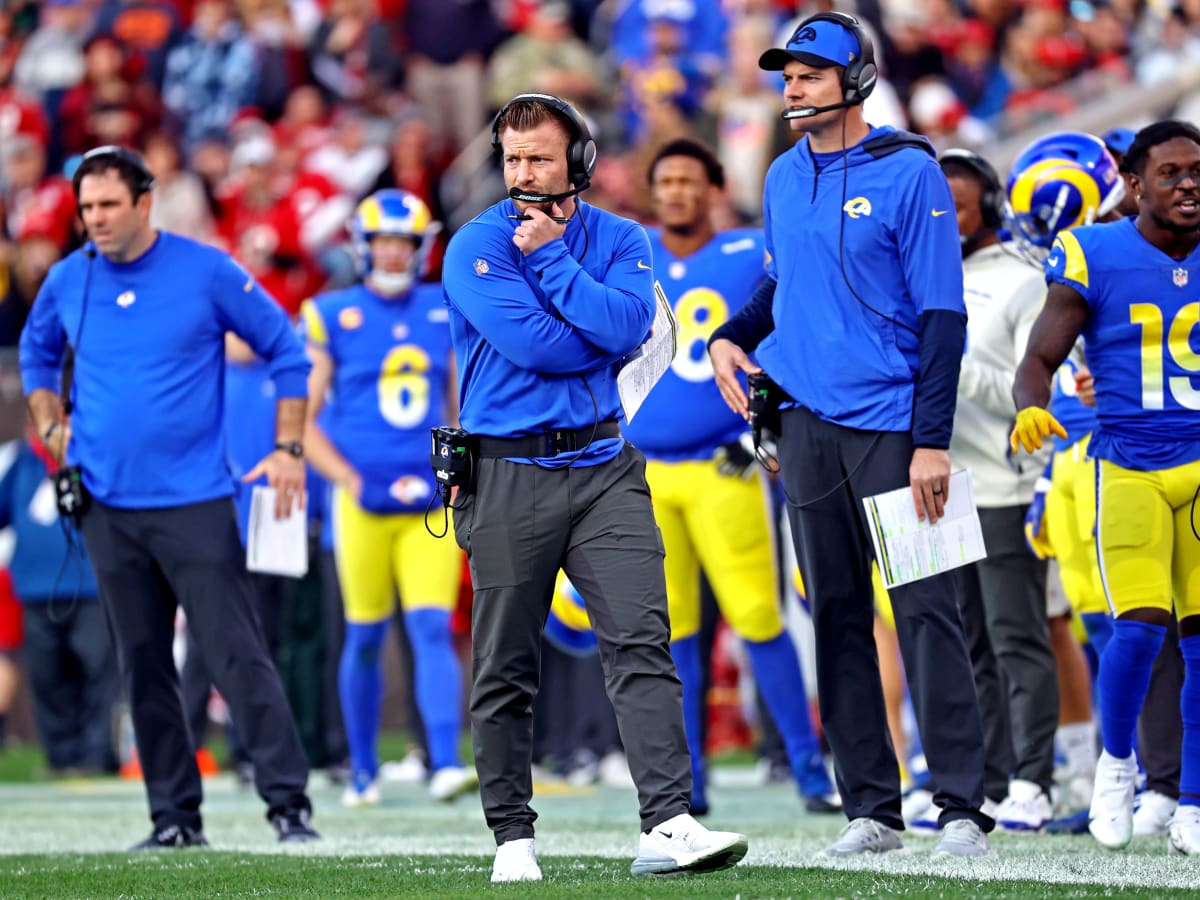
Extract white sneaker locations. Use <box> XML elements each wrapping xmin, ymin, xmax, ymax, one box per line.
<box><xmin>380</xmin><ymin>750</ymin><xmax>428</xmax><ymax>784</ymax></box>
<box><xmin>341</xmin><ymin>780</ymin><xmax>381</xmax><ymax>808</ymax></box>
<box><xmin>1133</xmin><ymin>790</ymin><xmax>1177</xmax><ymax>837</ymax></box>
<box><xmin>1167</xmin><ymin>804</ymin><xmax>1200</xmax><ymax>855</ymax></box>
<box><xmin>995</xmin><ymin>779</ymin><xmax>1053</xmax><ymax>831</ymax></box>
<box><xmin>429</xmin><ymin>766</ymin><xmax>478</xmax><ymax>802</ymax></box>
<box><xmin>491</xmin><ymin>838</ymin><xmax>542</xmax><ymax>883</ymax></box>
<box><xmin>599</xmin><ymin>751</ymin><xmax>636</xmax><ymax>789</ymax></box>
<box><xmin>901</xmin><ymin>789</ymin><xmax>938</xmax><ymax>832</ymax></box>
<box><xmin>932</xmin><ymin>819</ymin><xmax>995</xmax><ymax>858</ymax></box>
<box><xmin>1089</xmin><ymin>750</ymin><xmax>1138</xmax><ymax>849</ymax></box>
<box><xmin>1059</xmin><ymin>771</ymin><xmax>1095</xmax><ymax>814</ymax></box>
<box><xmin>630</xmin><ymin>813</ymin><xmax>748</xmax><ymax>875</ymax></box>
<box><xmin>818</xmin><ymin>817</ymin><xmax>906</xmax><ymax>857</ymax></box>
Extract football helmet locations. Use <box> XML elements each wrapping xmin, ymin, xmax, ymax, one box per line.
<box><xmin>544</xmin><ymin>575</ymin><xmax>597</xmax><ymax>657</ymax></box>
<box><xmin>350</xmin><ymin>189</ymin><xmax>440</xmax><ymax>294</ymax></box>
<box><xmin>1004</xmin><ymin>132</ymin><xmax>1125</xmax><ymax>262</ymax></box>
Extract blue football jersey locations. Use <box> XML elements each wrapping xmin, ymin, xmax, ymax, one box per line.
<box><xmin>1049</xmin><ymin>356</ymin><xmax>1097</xmax><ymax>452</ymax></box>
<box><xmin>1047</xmin><ymin>217</ymin><xmax>1200</xmax><ymax>469</ymax></box>
<box><xmin>623</xmin><ymin>228</ymin><xmax>766</xmax><ymax>460</ymax></box>
<box><xmin>300</xmin><ymin>283</ymin><xmax>453</xmax><ymax>513</ymax></box>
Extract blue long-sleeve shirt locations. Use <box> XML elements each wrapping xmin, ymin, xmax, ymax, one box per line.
<box><xmin>20</xmin><ymin>232</ymin><xmax>311</xmax><ymax>508</ymax></box>
<box><xmin>0</xmin><ymin>441</ymin><xmax>98</xmax><ymax>603</ymax></box>
<box><xmin>714</xmin><ymin>128</ymin><xmax>965</xmax><ymax>445</ymax></box>
<box><xmin>442</xmin><ymin>199</ymin><xmax>655</xmax><ymax>466</ymax></box>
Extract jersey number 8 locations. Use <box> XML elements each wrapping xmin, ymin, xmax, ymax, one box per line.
<box><xmin>671</xmin><ymin>288</ymin><xmax>729</xmax><ymax>383</ymax></box>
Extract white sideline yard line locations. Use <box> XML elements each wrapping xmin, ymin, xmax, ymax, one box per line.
<box><xmin>0</xmin><ymin>772</ymin><xmax>1195</xmax><ymax>891</ymax></box>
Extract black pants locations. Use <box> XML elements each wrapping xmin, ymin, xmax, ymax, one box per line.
<box><xmin>1140</xmin><ymin>623</ymin><xmax>1183</xmax><ymax>798</ymax></box>
<box><xmin>22</xmin><ymin>600</ymin><xmax>119</xmax><ymax>772</ymax></box>
<box><xmin>532</xmin><ymin>637</ymin><xmax>621</xmax><ymax>770</ymax></box>
<box><xmin>779</xmin><ymin>407</ymin><xmax>990</xmax><ymax>831</ymax></box>
<box><xmin>973</xmin><ymin>506</ymin><xmax>1056</xmax><ymax>792</ymax></box>
<box><xmin>318</xmin><ymin>549</ymin><xmax>349</xmax><ymax>766</ymax></box>
<box><xmin>958</xmin><ymin>561</ymin><xmax>1014</xmax><ymax>802</ymax></box>
<box><xmin>455</xmin><ymin>443</ymin><xmax>690</xmax><ymax>844</ymax></box>
<box><xmin>82</xmin><ymin>498</ymin><xmax>310</xmax><ymax>831</ymax></box>
<box><xmin>181</xmin><ymin>572</ymin><xmax>289</xmax><ymax>763</ymax></box>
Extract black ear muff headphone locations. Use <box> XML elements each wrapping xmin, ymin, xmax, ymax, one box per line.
<box><xmin>939</xmin><ymin>148</ymin><xmax>1004</xmax><ymax>228</ymax></box>
<box><xmin>794</xmin><ymin>11</ymin><xmax>878</xmax><ymax>106</ymax></box>
<box><xmin>72</xmin><ymin>144</ymin><xmax>156</xmax><ymax>204</ymax></box>
<box><xmin>490</xmin><ymin>93</ymin><xmax>598</xmax><ymax>188</ymax></box>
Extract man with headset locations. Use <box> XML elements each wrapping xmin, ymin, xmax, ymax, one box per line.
<box><xmin>708</xmin><ymin>14</ymin><xmax>994</xmax><ymax>856</ymax></box>
<box><xmin>627</xmin><ymin>137</ymin><xmax>836</xmax><ymax>817</ymax></box>
<box><xmin>441</xmin><ymin>93</ymin><xmax>747</xmax><ymax>882</ymax></box>
<box><xmin>19</xmin><ymin>145</ymin><xmax>318</xmax><ymax>848</ymax></box>
<box><xmin>938</xmin><ymin>148</ymin><xmax>1059</xmax><ymax>830</ymax></box>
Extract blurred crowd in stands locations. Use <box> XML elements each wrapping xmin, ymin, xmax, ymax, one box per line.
<box><xmin>2</xmin><ymin>0</ymin><xmax>1200</xmax><ymax>349</ymax></box>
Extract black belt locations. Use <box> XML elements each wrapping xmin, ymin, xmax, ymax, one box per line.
<box><xmin>476</xmin><ymin>421</ymin><xmax>621</xmax><ymax>458</ymax></box>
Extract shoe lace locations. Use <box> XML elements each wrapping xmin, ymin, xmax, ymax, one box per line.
<box><xmin>653</xmin><ymin>819</ymin><xmax>703</xmax><ymax>850</ymax></box>
<box><xmin>839</xmin><ymin>818</ymin><xmax>888</xmax><ymax>845</ymax></box>
<box><xmin>944</xmin><ymin>819</ymin><xmax>976</xmax><ymax>839</ymax></box>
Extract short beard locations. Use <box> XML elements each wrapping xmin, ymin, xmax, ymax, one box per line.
<box><xmin>663</xmin><ymin>219</ymin><xmax>702</xmax><ymax>237</ymax></box>
<box><xmin>1150</xmin><ymin>209</ymin><xmax>1200</xmax><ymax>234</ymax></box>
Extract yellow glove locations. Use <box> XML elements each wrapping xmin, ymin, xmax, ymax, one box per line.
<box><xmin>1023</xmin><ymin>461</ymin><xmax>1055</xmax><ymax>560</ymax></box>
<box><xmin>1010</xmin><ymin>407</ymin><xmax>1068</xmax><ymax>454</ymax></box>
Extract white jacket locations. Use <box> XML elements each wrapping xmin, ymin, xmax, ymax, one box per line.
<box><xmin>950</xmin><ymin>242</ymin><xmax>1052</xmax><ymax>508</ymax></box>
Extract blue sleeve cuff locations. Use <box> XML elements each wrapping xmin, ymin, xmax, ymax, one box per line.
<box><xmin>526</xmin><ymin>239</ymin><xmax>569</xmax><ymax>274</ymax></box>
<box><xmin>271</xmin><ymin>367</ymin><xmax>310</xmax><ymax>399</ymax></box>
<box><xmin>21</xmin><ymin>366</ymin><xmax>59</xmax><ymax>396</ymax></box>
<box><xmin>912</xmin><ymin>309</ymin><xmax>966</xmax><ymax>449</ymax></box>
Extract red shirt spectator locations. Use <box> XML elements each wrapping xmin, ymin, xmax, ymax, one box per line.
<box><xmin>57</xmin><ymin>33</ymin><xmax>162</xmax><ymax>157</ymax></box>
<box><xmin>2</xmin><ymin>136</ymin><xmax>76</xmax><ymax>253</ymax></box>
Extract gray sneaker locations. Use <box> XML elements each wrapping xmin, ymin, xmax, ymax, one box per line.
<box><xmin>933</xmin><ymin>819</ymin><xmax>994</xmax><ymax>858</ymax></box>
<box><xmin>819</xmin><ymin>818</ymin><xmax>905</xmax><ymax>857</ymax></box>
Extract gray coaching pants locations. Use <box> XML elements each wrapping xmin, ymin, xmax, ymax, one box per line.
<box><xmin>453</xmin><ymin>443</ymin><xmax>691</xmax><ymax>844</ymax></box>
<box><xmin>971</xmin><ymin>506</ymin><xmax>1056</xmax><ymax>794</ymax></box>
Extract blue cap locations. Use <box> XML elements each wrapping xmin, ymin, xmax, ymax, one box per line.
<box><xmin>1101</xmin><ymin>127</ymin><xmax>1135</xmax><ymax>157</ymax></box>
<box><xmin>760</xmin><ymin>19</ymin><xmax>862</xmax><ymax>71</ymax></box>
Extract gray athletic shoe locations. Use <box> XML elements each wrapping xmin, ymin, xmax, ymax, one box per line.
<box><xmin>818</xmin><ymin>817</ymin><xmax>905</xmax><ymax>857</ymax></box>
<box><xmin>933</xmin><ymin>819</ymin><xmax>994</xmax><ymax>858</ymax></box>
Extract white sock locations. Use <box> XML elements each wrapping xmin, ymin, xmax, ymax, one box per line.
<box><xmin>1057</xmin><ymin>720</ymin><xmax>1097</xmax><ymax>777</ymax></box>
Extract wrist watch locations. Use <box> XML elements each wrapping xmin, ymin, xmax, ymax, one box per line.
<box><xmin>275</xmin><ymin>441</ymin><xmax>304</xmax><ymax>458</ymax></box>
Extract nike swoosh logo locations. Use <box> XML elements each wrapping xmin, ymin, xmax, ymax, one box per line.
<box><xmin>637</xmin><ymin>260</ymin><xmax>651</xmax><ymax>270</ymax></box>
<box><xmin>932</xmin><ymin>209</ymin><xmax>949</xmax><ymax>217</ymax></box>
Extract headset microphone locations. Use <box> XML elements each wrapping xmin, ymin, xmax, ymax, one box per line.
<box><xmin>506</xmin><ymin>183</ymin><xmax>590</xmax><ymax>222</ymax></box>
<box><xmin>507</xmin><ymin>183</ymin><xmax>587</xmax><ymax>205</ymax></box>
<box><xmin>781</xmin><ymin>100</ymin><xmax>853</xmax><ymax>120</ymax></box>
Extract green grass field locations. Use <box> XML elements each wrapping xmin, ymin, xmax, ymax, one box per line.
<box><xmin>0</xmin><ymin>745</ymin><xmax>1197</xmax><ymax>899</ymax></box>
